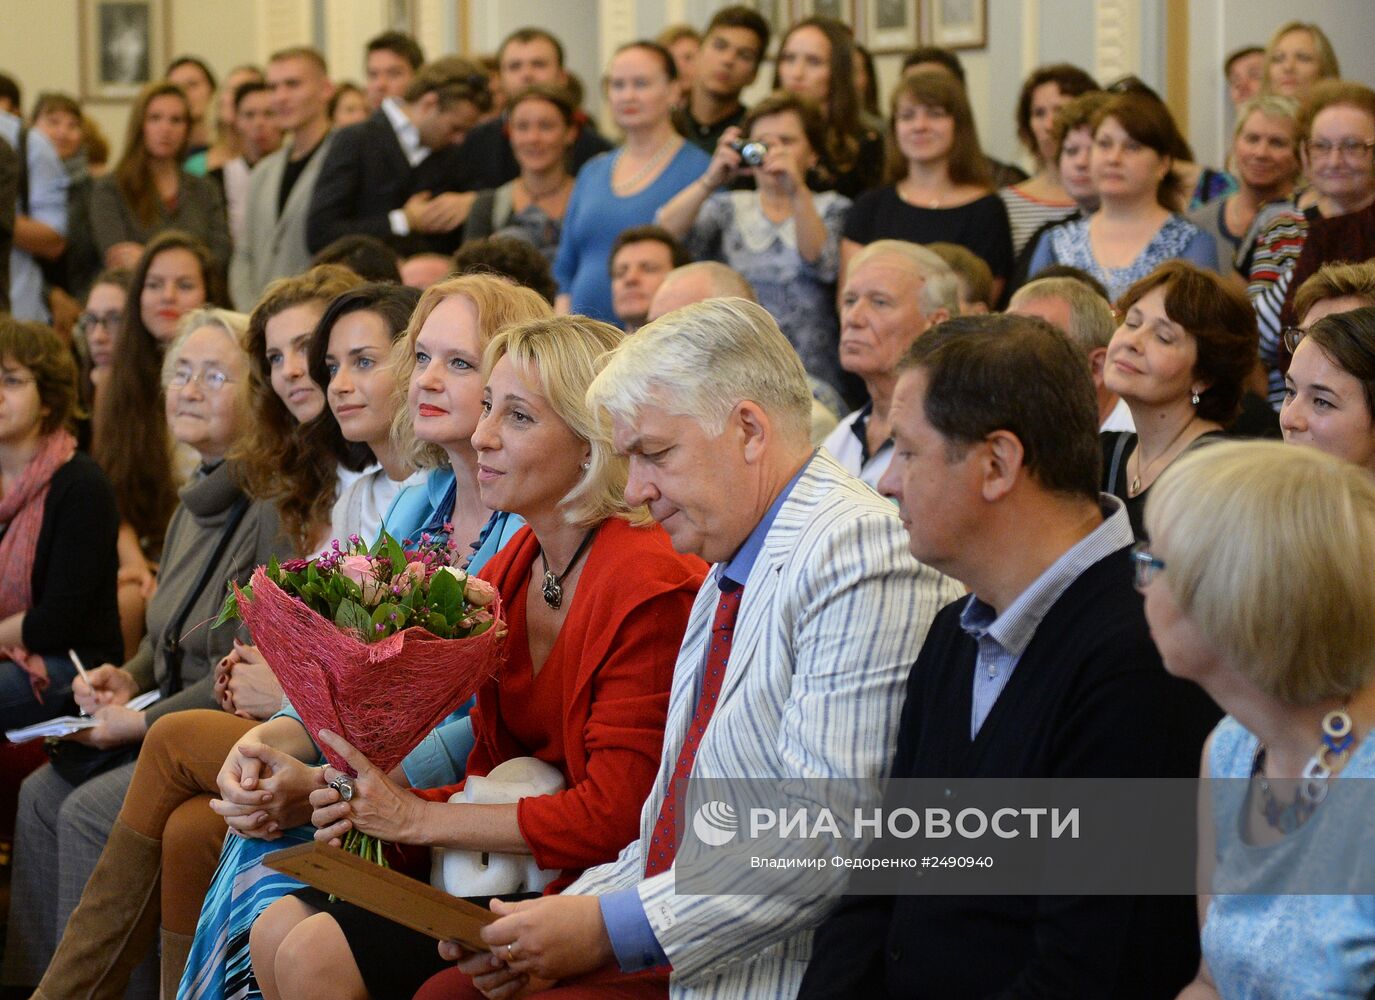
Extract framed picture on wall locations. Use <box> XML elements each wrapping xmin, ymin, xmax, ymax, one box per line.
<box><xmin>864</xmin><ymin>0</ymin><xmax>919</xmax><ymax>53</ymax></box>
<box><xmin>927</xmin><ymin>0</ymin><xmax>987</xmax><ymax>50</ymax></box>
<box><xmin>79</xmin><ymin>0</ymin><xmax>170</xmax><ymax>102</ymax></box>
<box><xmin>384</xmin><ymin>0</ymin><xmax>418</xmax><ymax>34</ymax></box>
<box><xmin>799</xmin><ymin>0</ymin><xmax>857</xmax><ymax>27</ymax></box>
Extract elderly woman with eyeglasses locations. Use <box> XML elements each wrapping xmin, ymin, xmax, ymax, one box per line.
<box><xmin>1135</xmin><ymin>439</ymin><xmax>1375</xmax><ymax>999</ymax></box>
<box><xmin>2</xmin><ymin>308</ymin><xmax>292</xmax><ymax>991</ymax></box>
<box><xmin>1248</xmin><ymin>80</ymin><xmax>1375</xmax><ymax>408</ymax></box>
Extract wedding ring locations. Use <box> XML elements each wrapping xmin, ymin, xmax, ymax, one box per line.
<box><xmin>329</xmin><ymin>775</ymin><xmax>356</xmax><ymax>802</ymax></box>
<box><xmin>507</xmin><ymin>942</ymin><xmax>517</xmax><ymax>961</ymax></box>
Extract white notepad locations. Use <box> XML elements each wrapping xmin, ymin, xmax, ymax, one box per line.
<box><xmin>5</xmin><ymin>690</ymin><xmax>163</xmax><ymax>743</ymax></box>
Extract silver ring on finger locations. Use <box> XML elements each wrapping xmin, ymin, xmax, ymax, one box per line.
<box><xmin>328</xmin><ymin>774</ymin><xmax>356</xmax><ymax>802</ymax></box>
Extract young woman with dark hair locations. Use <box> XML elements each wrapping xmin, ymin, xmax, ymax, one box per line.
<box><xmin>842</xmin><ymin>69</ymin><xmax>1013</xmax><ymax>299</ymax></box>
<box><xmin>773</xmin><ymin>16</ymin><xmax>883</xmax><ymax>199</ymax></box>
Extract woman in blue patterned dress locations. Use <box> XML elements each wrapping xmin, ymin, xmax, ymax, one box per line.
<box><xmin>1027</xmin><ymin>92</ymin><xmax>1217</xmax><ymax>302</ymax></box>
<box><xmin>655</xmin><ymin>91</ymin><xmax>849</xmax><ymax>399</ymax></box>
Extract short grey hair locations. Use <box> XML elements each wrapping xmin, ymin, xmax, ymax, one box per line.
<box><xmin>846</xmin><ymin>239</ymin><xmax>961</xmax><ymax>317</ymax></box>
<box><xmin>162</xmin><ymin>307</ymin><xmax>250</xmax><ymax>386</ymax></box>
<box><xmin>1010</xmin><ymin>277</ymin><xmax>1116</xmax><ymax>356</ymax></box>
<box><xmin>662</xmin><ymin>261</ymin><xmax>758</xmax><ymax>302</ymax></box>
<box><xmin>1233</xmin><ymin>93</ymin><xmax>1300</xmax><ymax>143</ymax></box>
<box><xmin>587</xmin><ymin>297</ymin><xmax>812</xmax><ymax>443</ymax></box>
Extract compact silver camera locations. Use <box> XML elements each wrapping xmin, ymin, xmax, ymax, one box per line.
<box><xmin>731</xmin><ymin>139</ymin><xmax>768</xmax><ymax>166</ymax></box>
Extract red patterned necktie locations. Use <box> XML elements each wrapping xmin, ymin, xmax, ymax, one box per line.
<box><xmin>644</xmin><ymin>581</ymin><xmax>744</xmax><ymax>877</ymax></box>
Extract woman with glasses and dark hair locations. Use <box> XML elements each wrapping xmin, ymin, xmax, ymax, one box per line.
<box><xmin>1100</xmin><ymin>261</ymin><xmax>1257</xmax><ymax>539</ymax></box>
<box><xmin>0</xmin><ymin>318</ymin><xmax>121</xmax><ymax>732</ymax></box>
<box><xmin>1137</xmin><ymin>439</ymin><xmax>1375</xmax><ymax>999</ymax></box>
<box><xmin>1248</xmin><ymin>80</ymin><xmax>1375</xmax><ymax>408</ymax></box>
<box><xmin>1280</xmin><ymin>305</ymin><xmax>1375</xmax><ymax>474</ymax></box>
<box><xmin>74</xmin><ymin>267</ymin><xmax>130</xmax><ymax>404</ymax></box>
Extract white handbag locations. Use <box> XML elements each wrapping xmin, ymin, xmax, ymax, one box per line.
<box><xmin>430</xmin><ymin>756</ymin><xmax>565</xmax><ymax>897</ymax></box>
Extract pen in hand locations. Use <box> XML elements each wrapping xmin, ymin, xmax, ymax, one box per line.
<box><xmin>69</xmin><ymin>649</ymin><xmax>92</xmax><ymax>717</ymax></box>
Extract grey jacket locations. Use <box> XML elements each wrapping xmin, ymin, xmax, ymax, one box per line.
<box><xmin>124</xmin><ymin>461</ymin><xmax>292</xmax><ymax>725</ymax></box>
<box><xmin>231</xmin><ymin>133</ymin><xmax>334</xmax><ymax>309</ymax></box>
<box><xmin>88</xmin><ymin>172</ymin><xmax>231</xmax><ymax>271</ymax></box>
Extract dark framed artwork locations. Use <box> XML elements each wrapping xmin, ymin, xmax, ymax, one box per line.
<box><xmin>80</xmin><ymin>0</ymin><xmax>169</xmax><ymax>102</ymax></box>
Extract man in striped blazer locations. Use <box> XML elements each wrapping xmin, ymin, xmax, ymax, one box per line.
<box><xmin>437</xmin><ymin>297</ymin><xmax>960</xmax><ymax>999</ymax></box>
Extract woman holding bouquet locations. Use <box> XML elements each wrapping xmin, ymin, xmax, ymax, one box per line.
<box><xmin>171</xmin><ymin>276</ymin><xmax>553</xmax><ymax>1000</ymax></box>
<box><xmin>4</xmin><ymin>308</ymin><xmax>293</xmax><ymax>994</ymax></box>
<box><xmin>249</xmin><ymin>315</ymin><xmax>707</xmax><ymax>1000</ymax></box>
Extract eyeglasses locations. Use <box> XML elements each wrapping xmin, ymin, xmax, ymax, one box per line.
<box><xmin>77</xmin><ymin>311</ymin><xmax>123</xmax><ymax>335</ymax></box>
<box><xmin>167</xmin><ymin>368</ymin><xmax>237</xmax><ymax>392</ymax></box>
<box><xmin>1282</xmin><ymin>325</ymin><xmax>1307</xmax><ymax>353</ymax></box>
<box><xmin>1130</xmin><ymin>541</ymin><xmax>1166</xmax><ymax>590</ymax></box>
<box><xmin>0</xmin><ymin>373</ymin><xmax>36</xmax><ymax>392</ymax></box>
<box><xmin>1304</xmin><ymin>138</ymin><xmax>1375</xmax><ymax>162</ymax></box>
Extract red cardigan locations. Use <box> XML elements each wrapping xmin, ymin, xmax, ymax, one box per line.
<box><xmin>413</xmin><ymin>517</ymin><xmax>705</xmax><ymax>891</ymax></box>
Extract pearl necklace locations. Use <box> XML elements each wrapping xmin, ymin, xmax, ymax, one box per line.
<box><xmin>611</xmin><ymin>134</ymin><xmax>681</xmax><ymax>195</ymax></box>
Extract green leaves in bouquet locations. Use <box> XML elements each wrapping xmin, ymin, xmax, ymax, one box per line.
<box><xmin>213</xmin><ymin>582</ymin><xmax>247</xmax><ymax>629</ymax></box>
<box><xmin>426</xmin><ymin>569</ymin><xmax>464</xmax><ymax>627</ymax></box>
<box><xmin>334</xmin><ymin>598</ymin><xmax>372</xmax><ymax>637</ymax></box>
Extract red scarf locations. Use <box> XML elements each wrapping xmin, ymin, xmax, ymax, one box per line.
<box><xmin>0</xmin><ymin>429</ymin><xmax>77</xmax><ymax>697</ymax></box>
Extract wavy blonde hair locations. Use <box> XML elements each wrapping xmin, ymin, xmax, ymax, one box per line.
<box><xmin>483</xmin><ymin>315</ymin><xmax>651</xmax><ymax>529</ymax></box>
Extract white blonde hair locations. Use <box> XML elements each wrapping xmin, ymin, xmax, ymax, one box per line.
<box><xmin>161</xmin><ymin>307</ymin><xmax>250</xmax><ymax>386</ymax></box>
<box><xmin>587</xmin><ymin>297</ymin><xmax>812</xmax><ymax>443</ymax></box>
<box><xmin>1146</xmin><ymin>440</ymin><xmax>1375</xmax><ymax>704</ymax></box>
<box><xmin>846</xmin><ymin>239</ymin><xmax>961</xmax><ymax>317</ymax></box>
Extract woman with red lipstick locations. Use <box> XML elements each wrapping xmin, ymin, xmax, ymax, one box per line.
<box><xmin>89</xmin><ymin>82</ymin><xmax>231</xmax><ymax>276</ymax></box>
<box><xmin>1027</xmin><ymin>93</ymin><xmax>1217</xmax><ymax>302</ymax></box>
<box><xmin>1100</xmin><ymin>261</ymin><xmax>1258</xmax><ymax>538</ymax></box>
<box><xmin>251</xmin><ymin>315</ymin><xmax>705</xmax><ymax>1000</ymax></box>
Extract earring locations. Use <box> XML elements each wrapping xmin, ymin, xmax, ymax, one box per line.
<box><xmin>1191</xmin><ymin>390</ymin><xmax>1200</xmax><ymax>406</ymax></box>
<box><xmin>581</xmin><ymin>461</ymin><xmax>590</xmax><ymax>471</ymax></box>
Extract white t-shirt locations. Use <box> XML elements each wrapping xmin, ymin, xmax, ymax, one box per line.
<box><xmin>821</xmin><ymin>405</ymin><xmax>893</xmax><ymax>491</ymax></box>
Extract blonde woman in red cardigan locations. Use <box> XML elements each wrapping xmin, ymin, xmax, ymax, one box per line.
<box><xmin>249</xmin><ymin>315</ymin><xmax>705</xmax><ymax>1000</ymax></box>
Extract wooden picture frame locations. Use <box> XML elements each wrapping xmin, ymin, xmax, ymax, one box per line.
<box><xmin>864</xmin><ymin>0</ymin><xmax>920</xmax><ymax>54</ymax></box>
<box><xmin>79</xmin><ymin>0</ymin><xmax>170</xmax><ymax>103</ymax></box>
<box><xmin>799</xmin><ymin>0</ymin><xmax>858</xmax><ymax>28</ymax></box>
<box><xmin>927</xmin><ymin>0</ymin><xmax>987</xmax><ymax>50</ymax></box>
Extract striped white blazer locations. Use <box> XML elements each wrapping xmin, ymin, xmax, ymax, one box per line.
<box><xmin>565</xmin><ymin>451</ymin><xmax>962</xmax><ymax>1000</ymax></box>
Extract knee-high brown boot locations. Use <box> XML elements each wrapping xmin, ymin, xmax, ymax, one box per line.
<box><xmin>30</xmin><ymin>819</ymin><xmax>162</xmax><ymax>1000</ymax></box>
<box><xmin>160</xmin><ymin>928</ymin><xmax>193</xmax><ymax>1000</ymax></box>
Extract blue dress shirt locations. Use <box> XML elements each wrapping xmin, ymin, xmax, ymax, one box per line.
<box><xmin>599</xmin><ymin>456</ymin><xmax>813</xmax><ymax>972</ymax></box>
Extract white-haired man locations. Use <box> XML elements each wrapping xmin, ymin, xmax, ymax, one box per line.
<box><xmin>648</xmin><ymin>261</ymin><xmax>844</xmax><ymax>442</ymax></box>
<box><xmin>442</xmin><ymin>297</ymin><xmax>960</xmax><ymax>999</ymax></box>
<box><xmin>823</xmin><ymin>239</ymin><xmax>959</xmax><ymax>488</ymax></box>
<box><xmin>1009</xmin><ymin>276</ymin><xmax>1135</xmax><ymax>432</ymax></box>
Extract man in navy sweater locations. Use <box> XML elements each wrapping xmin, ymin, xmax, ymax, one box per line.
<box><xmin>798</xmin><ymin>313</ymin><xmax>1217</xmax><ymax>999</ymax></box>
